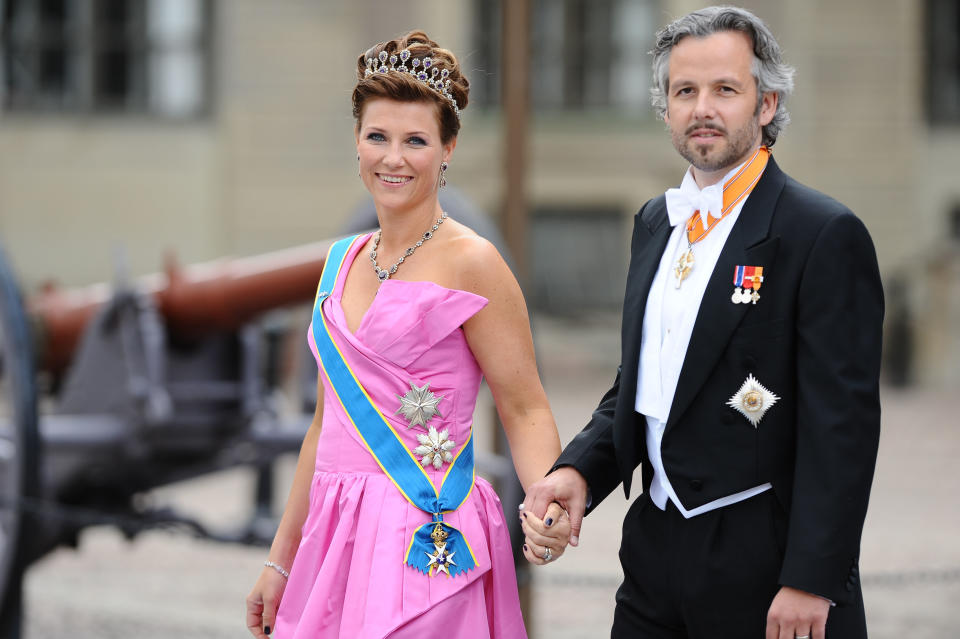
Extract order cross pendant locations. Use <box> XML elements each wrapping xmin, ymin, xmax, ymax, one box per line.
<box><xmin>674</xmin><ymin>248</ymin><xmax>695</xmax><ymax>288</ymax></box>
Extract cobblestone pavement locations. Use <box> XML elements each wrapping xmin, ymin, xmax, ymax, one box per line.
<box><xmin>22</xmin><ymin>313</ymin><xmax>960</xmax><ymax>638</ymax></box>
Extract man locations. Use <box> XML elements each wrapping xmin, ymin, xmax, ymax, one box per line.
<box><xmin>522</xmin><ymin>6</ymin><xmax>883</xmax><ymax>639</ymax></box>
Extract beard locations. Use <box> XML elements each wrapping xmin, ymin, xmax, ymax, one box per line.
<box><xmin>671</xmin><ymin>117</ymin><xmax>762</xmax><ymax>173</ymax></box>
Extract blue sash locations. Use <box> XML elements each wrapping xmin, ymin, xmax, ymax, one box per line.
<box><xmin>310</xmin><ymin>235</ymin><xmax>477</xmax><ymax>577</ymax></box>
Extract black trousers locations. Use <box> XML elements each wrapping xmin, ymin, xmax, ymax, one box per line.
<box><xmin>611</xmin><ymin>491</ymin><xmax>867</xmax><ymax>639</ymax></box>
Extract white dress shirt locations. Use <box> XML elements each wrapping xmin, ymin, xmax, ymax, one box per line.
<box><xmin>635</xmin><ymin>158</ymin><xmax>772</xmax><ymax>518</ymax></box>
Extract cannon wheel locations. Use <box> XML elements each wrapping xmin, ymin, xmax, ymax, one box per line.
<box><xmin>0</xmin><ymin>245</ymin><xmax>38</xmax><ymax>638</ymax></box>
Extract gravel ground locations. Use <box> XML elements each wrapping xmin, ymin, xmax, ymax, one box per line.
<box><xmin>22</xmin><ymin>314</ymin><xmax>960</xmax><ymax>638</ymax></box>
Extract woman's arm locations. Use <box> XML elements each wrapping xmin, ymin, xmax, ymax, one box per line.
<box><xmin>245</xmin><ymin>374</ymin><xmax>324</xmax><ymax>638</ymax></box>
<box><xmin>457</xmin><ymin>237</ymin><xmax>561</xmax><ymax>492</ymax></box>
<box><xmin>267</xmin><ymin>373</ymin><xmax>325</xmax><ymax>567</ymax></box>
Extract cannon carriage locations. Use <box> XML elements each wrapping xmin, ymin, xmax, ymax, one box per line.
<box><xmin>0</xmin><ymin>238</ymin><xmax>337</xmax><ymax>636</ymax></box>
<box><xmin>0</xmin><ymin>209</ymin><xmax>526</xmax><ymax>637</ymax></box>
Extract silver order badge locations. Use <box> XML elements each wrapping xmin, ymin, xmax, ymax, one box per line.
<box><xmin>425</xmin><ymin>523</ymin><xmax>457</xmax><ymax>576</ymax></box>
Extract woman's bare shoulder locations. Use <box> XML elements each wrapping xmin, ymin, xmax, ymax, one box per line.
<box><xmin>439</xmin><ymin>222</ymin><xmax>512</xmax><ymax>293</ymax></box>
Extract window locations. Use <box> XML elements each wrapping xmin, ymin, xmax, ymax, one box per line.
<box><xmin>472</xmin><ymin>0</ymin><xmax>658</xmax><ymax>113</ymax></box>
<box><xmin>1</xmin><ymin>0</ymin><xmax>212</xmax><ymax>117</ymax></box>
<box><xmin>925</xmin><ymin>0</ymin><xmax>960</xmax><ymax>124</ymax></box>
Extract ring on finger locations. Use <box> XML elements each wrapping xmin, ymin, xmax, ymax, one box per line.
<box><xmin>542</xmin><ymin>546</ymin><xmax>553</xmax><ymax>562</ymax></box>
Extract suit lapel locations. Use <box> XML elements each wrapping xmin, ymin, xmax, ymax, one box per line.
<box><xmin>665</xmin><ymin>157</ymin><xmax>786</xmax><ymax>432</ymax></box>
<box><xmin>621</xmin><ymin>196</ymin><xmax>671</xmax><ymax>364</ymax></box>
<box><xmin>615</xmin><ymin>196</ymin><xmax>671</xmax><ymax>488</ymax></box>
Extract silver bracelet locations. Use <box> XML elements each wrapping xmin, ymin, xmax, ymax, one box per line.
<box><xmin>264</xmin><ymin>560</ymin><xmax>290</xmax><ymax>579</ymax></box>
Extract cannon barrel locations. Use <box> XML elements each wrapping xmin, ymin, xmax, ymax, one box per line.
<box><xmin>28</xmin><ymin>239</ymin><xmax>336</xmax><ymax>374</ymax></box>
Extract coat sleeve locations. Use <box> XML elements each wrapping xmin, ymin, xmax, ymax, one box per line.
<box><xmin>551</xmin><ymin>366</ymin><xmax>626</xmax><ymax>515</ymax></box>
<box><xmin>778</xmin><ymin>211</ymin><xmax>884</xmax><ymax>604</ymax></box>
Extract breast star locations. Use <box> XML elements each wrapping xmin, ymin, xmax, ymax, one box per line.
<box><xmin>395</xmin><ymin>381</ymin><xmax>444</xmax><ymax>430</ymax></box>
<box><xmin>413</xmin><ymin>426</ymin><xmax>456</xmax><ymax>469</ymax></box>
<box><xmin>726</xmin><ymin>373</ymin><xmax>780</xmax><ymax>427</ymax></box>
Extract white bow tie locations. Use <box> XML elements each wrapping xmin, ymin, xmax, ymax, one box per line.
<box><xmin>665</xmin><ymin>183</ymin><xmax>723</xmax><ymax>229</ymax></box>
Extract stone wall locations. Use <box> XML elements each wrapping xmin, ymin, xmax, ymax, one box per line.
<box><xmin>1</xmin><ymin>0</ymin><xmax>956</xmax><ymax>384</ymax></box>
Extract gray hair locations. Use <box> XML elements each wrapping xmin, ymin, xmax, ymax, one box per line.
<box><xmin>649</xmin><ymin>6</ymin><xmax>795</xmax><ymax>147</ymax></box>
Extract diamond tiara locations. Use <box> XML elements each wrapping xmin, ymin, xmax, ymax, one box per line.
<box><xmin>364</xmin><ymin>48</ymin><xmax>460</xmax><ymax>119</ymax></box>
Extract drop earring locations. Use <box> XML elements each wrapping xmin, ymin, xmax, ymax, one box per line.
<box><xmin>439</xmin><ymin>161</ymin><xmax>448</xmax><ymax>188</ymax></box>
<box><xmin>357</xmin><ymin>154</ymin><xmax>361</xmax><ymax>178</ymax></box>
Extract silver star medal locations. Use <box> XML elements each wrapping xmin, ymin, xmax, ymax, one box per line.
<box><xmin>726</xmin><ymin>373</ymin><xmax>780</xmax><ymax>427</ymax></box>
<box><xmin>395</xmin><ymin>381</ymin><xmax>445</xmax><ymax>430</ymax></box>
<box><xmin>425</xmin><ymin>523</ymin><xmax>457</xmax><ymax>576</ymax></box>
<box><xmin>413</xmin><ymin>426</ymin><xmax>456</xmax><ymax>470</ymax></box>
<box><xmin>425</xmin><ymin>542</ymin><xmax>457</xmax><ymax>576</ymax></box>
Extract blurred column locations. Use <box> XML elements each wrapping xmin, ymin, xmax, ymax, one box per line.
<box><xmin>500</xmin><ymin>0</ymin><xmax>533</xmax><ymax>630</ymax></box>
<box><xmin>501</xmin><ymin>0</ymin><xmax>531</xmax><ymax>285</ymax></box>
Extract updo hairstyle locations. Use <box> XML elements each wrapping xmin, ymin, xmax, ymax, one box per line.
<box><xmin>352</xmin><ymin>30</ymin><xmax>469</xmax><ymax>144</ymax></box>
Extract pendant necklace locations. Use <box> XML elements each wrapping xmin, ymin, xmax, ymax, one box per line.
<box><xmin>370</xmin><ymin>212</ymin><xmax>448</xmax><ymax>282</ymax></box>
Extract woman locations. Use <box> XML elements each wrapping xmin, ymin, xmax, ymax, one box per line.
<box><xmin>245</xmin><ymin>31</ymin><xmax>569</xmax><ymax>638</ymax></box>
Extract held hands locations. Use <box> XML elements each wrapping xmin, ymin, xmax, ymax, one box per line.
<box><xmin>522</xmin><ymin>466</ymin><xmax>588</xmax><ymax>547</ymax></box>
<box><xmin>765</xmin><ymin>586</ymin><xmax>831</xmax><ymax>639</ymax></box>
<box><xmin>519</xmin><ymin>466</ymin><xmax>589</xmax><ymax>564</ymax></box>
<box><xmin>520</xmin><ymin>502</ymin><xmax>571</xmax><ymax>565</ymax></box>
<box><xmin>246</xmin><ymin>566</ymin><xmax>288</xmax><ymax>637</ymax></box>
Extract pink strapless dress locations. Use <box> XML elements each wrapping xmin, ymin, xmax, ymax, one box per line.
<box><xmin>274</xmin><ymin>234</ymin><xmax>527</xmax><ymax>638</ymax></box>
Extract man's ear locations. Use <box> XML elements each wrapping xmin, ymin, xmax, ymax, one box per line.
<box><xmin>758</xmin><ymin>91</ymin><xmax>777</xmax><ymax>127</ymax></box>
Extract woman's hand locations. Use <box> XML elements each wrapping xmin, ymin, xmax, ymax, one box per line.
<box><xmin>520</xmin><ymin>502</ymin><xmax>571</xmax><ymax>565</ymax></box>
<box><xmin>245</xmin><ymin>567</ymin><xmax>288</xmax><ymax>637</ymax></box>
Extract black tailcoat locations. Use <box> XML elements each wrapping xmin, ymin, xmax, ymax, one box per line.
<box><xmin>555</xmin><ymin>156</ymin><xmax>883</xmax><ymax>609</ymax></box>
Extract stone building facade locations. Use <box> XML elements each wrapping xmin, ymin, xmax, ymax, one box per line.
<box><xmin>1</xmin><ymin>0</ymin><xmax>957</xmax><ymax>386</ymax></box>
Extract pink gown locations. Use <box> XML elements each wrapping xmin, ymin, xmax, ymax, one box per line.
<box><xmin>274</xmin><ymin>234</ymin><xmax>527</xmax><ymax>638</ymax></box>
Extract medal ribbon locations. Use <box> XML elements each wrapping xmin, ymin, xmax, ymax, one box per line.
<box><xmin>309</xmin><ymin>235</ymin><xmax>477</xmax><ymax>577</ymax></box>
<box><xmin>733</xmin><ymin>265</ymin><xmax>764</xmax><ymax>290</ymax></box>
<box><xmin>685</xmin><ymin>146</ymin><xmax>770</xmax><ymax>244</ymax></box>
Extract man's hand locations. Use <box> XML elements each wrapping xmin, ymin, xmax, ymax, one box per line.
<box><xmin>522</xmin><ymin>467</ymin><xmax>588</xmax><ymax>546</ymax></box>
<box><xmin>765</xmin><ymin>586</ymin><xmax>830</xmax><ymax>639</ymax></box>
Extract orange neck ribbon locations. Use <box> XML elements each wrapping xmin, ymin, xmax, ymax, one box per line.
<box><xmin>686</xmin><ymin>146</ymin><xmax>770</xmax><ymax>245</ymax></box>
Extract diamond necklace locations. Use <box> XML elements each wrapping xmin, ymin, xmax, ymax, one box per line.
<box><xmin>369</xmin><ymin>212</ymin><xmax>448</xmax><ymax>282</ymax></box>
